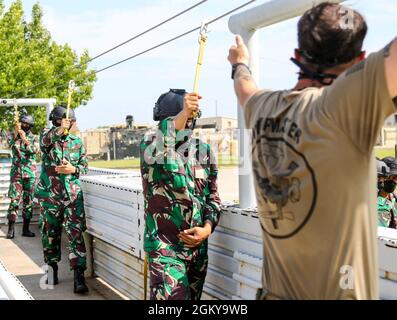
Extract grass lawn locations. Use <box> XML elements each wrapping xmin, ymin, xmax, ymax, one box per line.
<box><xmin>375</xmin><ymin>148</ymin><xmax>395</xmax><ymax>159</ymax></box>
<box><xmin>90</xmin><ymin>155</ymin><xmax>239</xmax><ymax>169</ymax></box>
<box><xmin>90</xmin><ymin>149</ymin><xmax>396</xmax><ymax>169</ymax></box>
<box><xmin>90</xmin><ymin>158</ymin><xmax>140</xmax><ymax>169</ymax></box>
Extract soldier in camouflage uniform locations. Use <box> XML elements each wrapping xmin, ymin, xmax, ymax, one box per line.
<box><xmin>378</xmin><ymin>157</ymin><xmax>397</xmax><ymax>228</ymax></box>
<box><xmin>6</xmin><ymin>114</ymin><xmax>39</xmax><ymax>239</ymax></box>
<box><xmin>140</xmin><ymin>89</ymin><xmax>221</xmax><ymax>300</ymax></box>
<box><xmin>35</xmin><ymin>105</ymin><xmax>89</xmax><ymax>294</ymax></box>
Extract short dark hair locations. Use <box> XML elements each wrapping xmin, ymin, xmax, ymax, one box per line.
<box><xmin>298</xmin><ymin>2</ymin><xmax>367</xmax><ymax>68</ymax></box>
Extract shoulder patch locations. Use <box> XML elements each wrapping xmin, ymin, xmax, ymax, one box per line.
<box><xmin>345</xmin><ymin>60</ymin><xmax>365</xmax><ymax>77</ymax></box>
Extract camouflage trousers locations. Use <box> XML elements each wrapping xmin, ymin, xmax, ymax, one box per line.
<box><xmin>148</xmin><ymin>245</ymin><xmax>208</xmax><ymax>300</ymax></box>
<box><xmin>38</xmin><ymin>197</ymin><xmax>87</xmax><ymax>270</ymax></box>
<box><xmin>7</xmin><ymin>174</ymin><xmax>36</xmax><ymax>223</ymax></box>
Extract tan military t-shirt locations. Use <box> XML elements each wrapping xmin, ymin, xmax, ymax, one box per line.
<box><xmin>244</xmin><ymin>48</ymin><xmax>397</xmax><ymax>300</ymax></box>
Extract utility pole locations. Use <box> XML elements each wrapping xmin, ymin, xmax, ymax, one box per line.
<box><xmin>215</xmin><ymin>100</ymin><xmax>218</xmax><ymax>118</ymax></box>
<box><xmin>113</xmin><ymin>131</ymin><xmax>117</xmax><ymax>160</ymax></box>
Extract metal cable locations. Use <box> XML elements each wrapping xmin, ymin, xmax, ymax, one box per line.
<box><xmin>24</xmin><ymin>0</ymin><xmax>257</xmax><ymax>98</ymax></box>
<box><xmin>11</xmin><ymin>0</ymin><xmax>209</xmax><ymax>97</ymax></box>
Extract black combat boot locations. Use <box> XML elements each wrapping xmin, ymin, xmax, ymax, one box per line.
<box><xmin>22</xmin><ymin>218</ymin><xmax>35</xmax><ymax>237</ymax></box>
<box><xmin>6</xmin><ymin>221</ymin><xmax>15</xmax><ymax>239</ymax></box>
<box><xmin>74</xmin><ymin>267</ymin><xmax>89</xmax><ymax>294</ymax></box>
<box><xmin>46</xmin><ymin>262</ymin><xmax>59</xmax><ymax>285</ymax></box>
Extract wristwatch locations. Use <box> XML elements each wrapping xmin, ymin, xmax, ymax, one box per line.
<box><xmin>231</xmin><ymin>63</ymin><xmax>251</xmax><ymax>79</ymax></box>
<box><xmin>74</xmin><ymin>166</ymin><xmax>80</xmax><ymax>176</ymax></box>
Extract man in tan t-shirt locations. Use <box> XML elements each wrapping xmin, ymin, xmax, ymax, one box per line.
<box><xmin>228</xmin><ymin>2</ymin><xmax>397</xmax><ymax>299</ymax></box>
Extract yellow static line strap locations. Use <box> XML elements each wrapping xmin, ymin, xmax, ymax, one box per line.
<box><xmin>64</xmin><ymin>80</ymin><xmax>76</xmax><ymax>136</ymax></box>
<box><xmin>192</xmin><ymin>23</ymin><xmax>208</xmax><ymax>119</ymax></box>
<box><xmin>193</xmin><ymin>36</ymin><xmax>207</xmax><ymax>93</ymax></box>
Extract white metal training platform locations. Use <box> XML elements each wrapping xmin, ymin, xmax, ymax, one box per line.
<box><xmin>78</xmin><ymin>168</ymin><xmax>397</xmax><ymax>300</ymax></box>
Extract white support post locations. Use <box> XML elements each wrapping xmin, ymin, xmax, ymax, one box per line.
<box><xmin>46</xmin><ymin>102</ymin><xmax>54</xmax><ymax>128</ymax></box>
<box><xmin>0</xmin><ymin>98</ymin><xmax>56</xmax><ymax>128</ymax></box>
<box><xmin>228</xmin><ymin>0</ymin><xmax>346</xmax><ymax>209</ymax></box>
<box><xmin>237</xmin><ymin>30</ymin><xmax>258</xmax><ymax>209</ymax></box>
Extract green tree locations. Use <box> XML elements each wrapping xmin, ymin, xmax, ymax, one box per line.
<box><xmin>0</xmin><ymin>0</ymin><xmax>96</xmax><ymax>132</ymax></box>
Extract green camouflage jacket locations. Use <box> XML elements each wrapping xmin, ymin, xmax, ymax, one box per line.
<box><xmin>8</xmin><ymin>131</ymin><xmax>39</xmax><ymax>179</ymax></box>
<box><xmin>140</xmin><ymin>117</ymin><xmax>221</xmax><ymax>255</ymax></box>
<box><xmin>35</xmin><ymin>127</ymin><xmax>88</xmax><ymax>203</ymax></box>
<box><xmin>377</xmin><ymin>195</ymin><xmax>396</xmax><ymax>228</ymax></box>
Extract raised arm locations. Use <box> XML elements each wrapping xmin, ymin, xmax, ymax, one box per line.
<box><xmin>7</xmin><ymin>133</ymin><xmax>15</xmax><ymax>148</ymax></box>
<box><xmin>23</xmin><ymin>134</ymin><xmax>40</xmax><ymax>156</ymax></box>
<box><xmin>385</xmin><ymin>38</ymin><xmax>397</xmax><ymax>99</ymax></box>
<box><xmin>173</xmin><ymin>92</ymin><xmax>201</xmax><ymax>131</ymax></box>
<box><xmin>40</xmin><ymin>119</ymin><xmax>71</xmax><ymax>149</ymax></box>
<box><xmin>40</xmin><ymin>127</ymin><xmax>62</xmax><ymax>150</ymax></box>
<box><xmin>8</xmin><ymin>123</ymin><xmax>21</xmax><ymax>147</ymax></box>
<box><xmin>228</xmin><ymin>35</ymin><xmax>258</xmax><ymax>107</ymax></box>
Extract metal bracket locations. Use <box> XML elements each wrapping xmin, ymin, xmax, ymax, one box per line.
<box><xmin>198</xmin><ymin>22</ymin><xmax>209</xmax><ymax>43</ymax></box>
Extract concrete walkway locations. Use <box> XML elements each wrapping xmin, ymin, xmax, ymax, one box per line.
<box><xmin>0</xmin><ymin>224</ymin><xmax>124</xmax><ymax>300</ymax></box>
<box><xmin>218</xmin><ymin>167</ymin><xmax>239</xmax><ymax>203</ymax></box>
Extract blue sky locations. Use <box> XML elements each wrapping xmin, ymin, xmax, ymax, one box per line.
<box><xmin>4</xmin><ymin>0</ymin><xmax>397</xmax><ymax>131</ymax></box>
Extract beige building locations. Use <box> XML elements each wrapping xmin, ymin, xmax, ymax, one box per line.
<box><xmin>195</xmin><ymin>116</ymin><xmax>237</xmax><ymax>131</ymax></box>
<box><xmin>193</xmin><ymin>117</ymin><xmax>238</xmax><ymax>161</ymax></box>
<box><xmin>80</xmin><ymin>128</ymin><xmax>111</xmax><ymax>159</ymax></box>
<box><xmin>80</xmin><ymin>119</ymin><xmax>152</xmax><ymax>160</ymax></box>
<box><xmin>378</xmin><ymin>127</ymin><xmax>397</xmax><ymax>149</ymax></box>
<box><xmin>377</xmin><ymin>113</ymin><xmax>397</xmax><ymax>148</ymax></box>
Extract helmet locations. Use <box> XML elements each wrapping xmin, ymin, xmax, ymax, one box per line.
<box><xmin>20</xmin><ymin>114</ymin><xmax>34</xmax><ymax>126</ymax></box>
<box><xmin>49</xmin><ymin>105</ymin><xmax>76</xmax><ymax>126</ymax></box>
<box><xmin>153</xmin><ymin>89</ymin><xmax>186</xmax><ymax>121</ymax></box>
<box><xmin>377</xmin><ymin>159</ymin><xmax>390</xmax><ymax>176</ymax></box>
<box><xmin>382</xmin><ymin>157</ymin><xmax>397</xmax><ymax>176</ymax></box>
